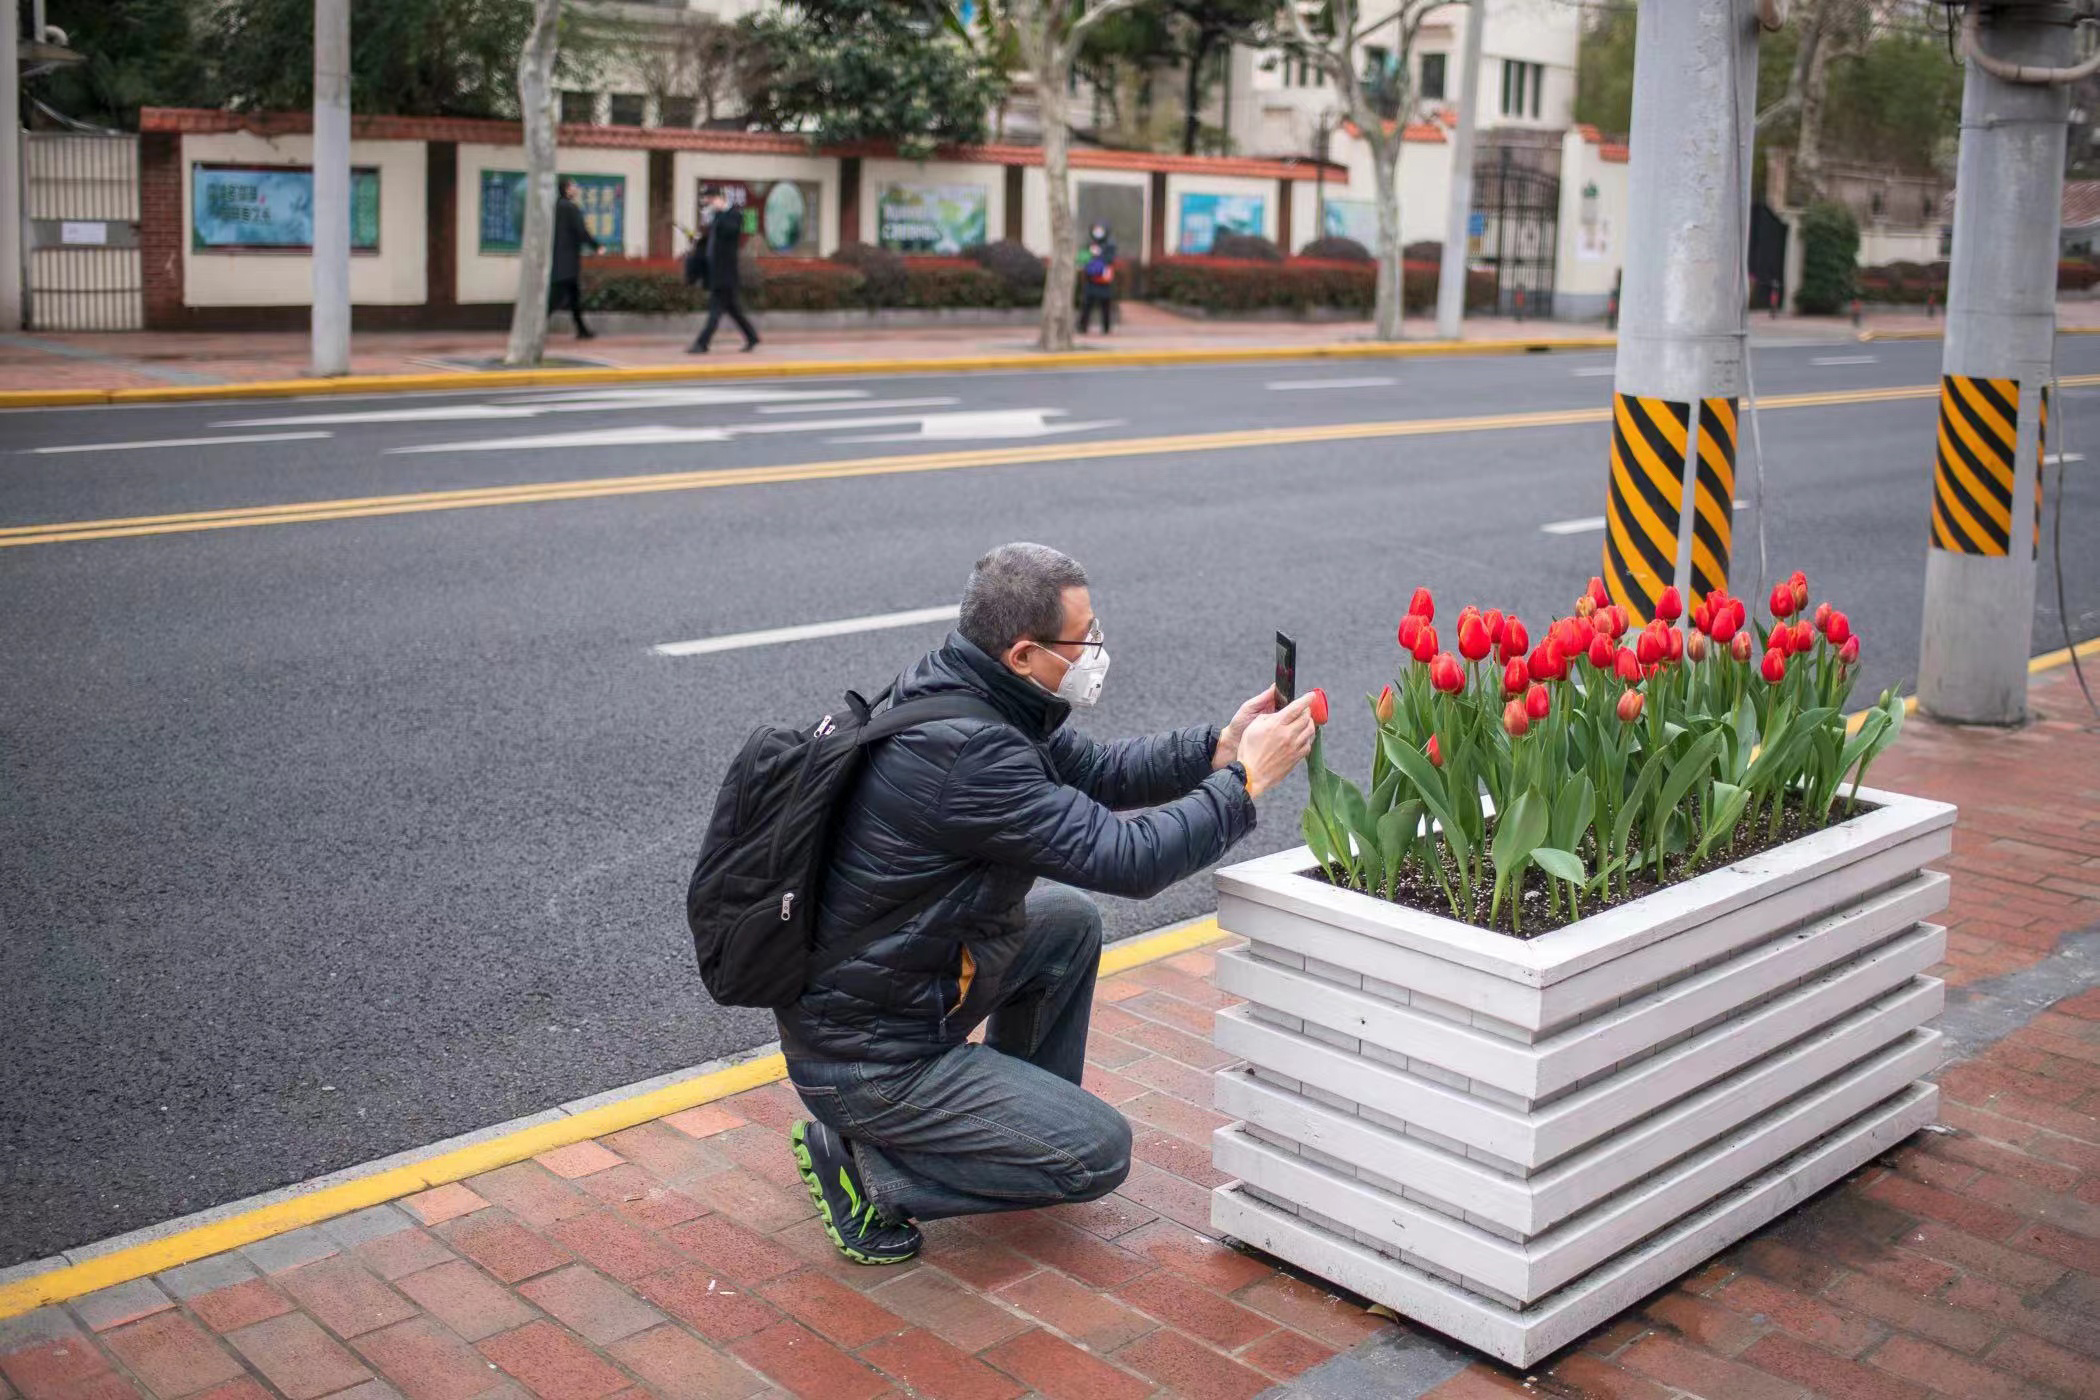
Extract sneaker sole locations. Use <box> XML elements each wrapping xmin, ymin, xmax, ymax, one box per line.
<box><xmin>790</xmin><ymin>1122</ymin><xmax>917</xmax><ymax>1267</ymax></box>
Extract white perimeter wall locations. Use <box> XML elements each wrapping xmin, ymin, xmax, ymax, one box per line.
<box><xmin>180</xmin><ymin>131</ymin><xmax>425</xmax><ymax>307</ymax></box>
<box><xmin>455</xmin><ymin>143</ymin><xmax>649</xmax><ymax>304</ymax></box>
<box><xmin>1162</xmin><ymin>172</ymin><xmax>1277</xmax><ymax>253</ymax></box>
<box><xmin>1022</xmin><ymin>166</ymin><xmax>1150</xmax><ymax>259</ymax></box>
<box><xmin>1556</xmin><ymin>131</ymin><xmax>1631</xmax><ymax>308</ymax></box>
<box><xmin>858</xmin><ymin>159</ymin><xmax>1005</xmax><ymax>248</ymax></box>
<box><xmin>1323</xmin><ymin>132</ymin><xmax>1452</xmax><ymax>252</ymax></box>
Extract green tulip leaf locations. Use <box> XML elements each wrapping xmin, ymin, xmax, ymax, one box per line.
<box><xmin>1531</xmin><ymin>846</ymin><xmax>1587</xmax><ymax>882</ymax></box>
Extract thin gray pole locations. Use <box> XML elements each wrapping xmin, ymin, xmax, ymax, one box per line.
<box><xmin>1916</xmin><ymin>3</ymin><xmax>2074</xmax><ymax>725</ymax></box>
<box><xmin>1601</xmin><ymin>0</ymin><xmax>1757</xmax><ymax>621</ymax></box>
<box><xmin>1</xmin><ymin>0</ymin><xmax>22</xmax><ymax>332</ymax></box>
<box><xmin>1435</xmin><ymin>0</ymin><xmax>1485</xmax><ymax>339</ymax></box>
<box><xmin>310</xmin><ymin>0</ymin><xmax>351</xmax><ymax>376</ymax></box>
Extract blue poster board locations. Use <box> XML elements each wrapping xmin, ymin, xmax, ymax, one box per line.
<box><xmin>191</xmin><ymin>165</ymin><xmax>380</xmax><ymax>251</ymax></box>
<box><xmin>1178</xmin><ymin>193</ymin><xmax>1265</xmax><ymax>254</ymax></box>
<box><xmin>479</xmin><ymin>171</ymin><xmax>625</xmax><ymax>254</ymax></box>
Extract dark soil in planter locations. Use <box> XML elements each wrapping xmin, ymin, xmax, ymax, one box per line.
<box><xmin>1300</xmin><ymin>797</ymin><xmax>1881</xmax><ymax>939</ymax></box>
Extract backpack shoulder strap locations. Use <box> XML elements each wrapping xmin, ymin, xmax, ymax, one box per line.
<box><xmin>857</xmin><ymin>693</ymin><xmax>1006</xmax><ymax>744</ymax></box>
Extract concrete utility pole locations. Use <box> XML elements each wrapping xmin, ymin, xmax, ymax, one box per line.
<box><xmin>1916</xmin><ymin>2</ymin><xmax>2081</xmax><ymax>725</ymax></box>
<box><xmin>1599</xmin><ymin>0</ymin><xmax>1760</xmax><ymax>624</ymax></box>
<box><xmin>2</xmin><ymin>0</ymin><xmax>23</xmax><ymax>332</ymax></box>
<box><xmin>1434</xmin><ymin>0</ymin><xmax>1486</xmax><ymax>341</ymax></box>
<box><xmin>310</xmin><ymin>0</ymin><xmax>351</xmax><ymax>377</ymax></box>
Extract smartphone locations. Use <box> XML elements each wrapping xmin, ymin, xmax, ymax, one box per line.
<box><xmin>1274</xmin><ymin>632</ymin><xmax>1297</xmax><ymax>706</ymax></box>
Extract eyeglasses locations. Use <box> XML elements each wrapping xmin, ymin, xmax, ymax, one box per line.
<box><xmin>1038</xmin><ymin>620</ymin><xmax>1105</xmax><ymax>654</ymax></box>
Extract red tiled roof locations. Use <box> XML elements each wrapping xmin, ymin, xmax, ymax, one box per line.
<box><xmin>1600</xmin><ymin>143</ymin><xmax>1630</xmax><ymax>164</ymax></box>
<box><xmin>1338</xmin><ymin>119</ymin><xmax>1448</xmax><ymax>145</ymax></box>
<box><xmin>2063</xmin><ymin>179</ymin><xmax>2100</xmax><ymax>229</ymax></box>
<box><xmin>138</xmin><ymin>108</ymin><xmax>1347</xmax><ymax>181</ymax></box>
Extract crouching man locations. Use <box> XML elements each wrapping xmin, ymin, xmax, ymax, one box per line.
<box><xmin>783</xmin><ymin>541</ymin><xmax>1316</xmax><ymax>1263</ymax></box>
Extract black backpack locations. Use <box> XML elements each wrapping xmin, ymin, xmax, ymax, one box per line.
<box><xmin>686</xmin><ymin>686</ymin><xmax>1004</xmax><ymax>1008</ymax></box>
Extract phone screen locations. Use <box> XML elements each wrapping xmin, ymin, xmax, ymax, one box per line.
<box><xmin>1274</xmin><ymin>632</ymin><xmax>1297</xmax><ymax>706</ymax></box>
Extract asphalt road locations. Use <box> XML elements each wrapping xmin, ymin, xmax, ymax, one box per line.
<box><xmin>4</xmin><ymin>339</ymin><xmax>2098</xmax><ymax>1266</ymax></box>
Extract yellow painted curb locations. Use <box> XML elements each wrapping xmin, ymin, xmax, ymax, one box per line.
<box><xmin>2029</xmin><ymin>634</ymin><xmax>2100</xmax><ymax>673</ymax></box>
<box><xmin>0</xmin><ymin>337</ymin><xmax>1618</xmax><ymax>411</ymax></box>
<box><xmin>0</xmin><ymin>916</ymin><xmax>1227</xmax><ymax>1320</ymax></box>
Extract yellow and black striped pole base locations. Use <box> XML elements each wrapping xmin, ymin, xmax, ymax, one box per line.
<box><xmin>1604</xmin><ymin>393</ymin><xmax>1737</xmax><ymax>622</ymax></box>
<box><xmin>1929</xmin><ymin>374</ymin><xmax>2046</xmax><ymax>559</ymax></box>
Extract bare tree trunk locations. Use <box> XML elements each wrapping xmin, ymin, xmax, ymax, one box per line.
<box><xmin>1370</xmin><ymin>137</ymin><xmax>1403</xmax><ymax>340</ymax></box>
<box><xmin>504</xmin><ymin>0</ymin><xmax>562</xmax><ymax>368</ymax></box>
<box><xmin>1183</xmin><ymin>33</ymin><xmax>1211</xmax><ymax>156</ymax></box>
<box><xmin>1793</xmin><ymin>13</ymin><xmax>1835</xmax><ymax>205</ymax></box>
<box><xmin>1039</xmin><ymin>74</ymin><xmax>1079</xmax><ymax>352</ymax></box>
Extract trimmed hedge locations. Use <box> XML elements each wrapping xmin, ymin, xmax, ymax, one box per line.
<box><xmin>1297</xmin><ymin>236</ymin><xmax>1373</xmax><ymax>262</ymax></box>
<box><xmin>965</xmin><ymin>239</ymin><xmax>1048</xmax><ymax>299</ymax></box>
<box><xmin>1855</xmin><ymin>260</ymin><xmax>1948</xmax><ymax>305</ymax></box>
<box><xmin>2061</xmin><ymin>259</ymin><xmax>2100</xmax><ymax>292</ymax></box>
<box><xmin>1148</xmin><ymin>256</ymin><xmax>1495</xmax><ymax>315</ymax></box>
<box><xmin>1210</xmin><ymin>231</ymin><xmax>1285</xmax><ymax>262</ymax></box>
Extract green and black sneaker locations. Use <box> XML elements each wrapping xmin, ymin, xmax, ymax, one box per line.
<box><xmin>790</xmin><ymin>1120</ymin><xmax>922</xmax><ymax>1265</ymax></box>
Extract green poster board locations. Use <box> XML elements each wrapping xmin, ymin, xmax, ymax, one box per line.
<box><xmin>479</xmin><ymin>171</ymin><xmax>626</xmax><ymax>253</ymax></box>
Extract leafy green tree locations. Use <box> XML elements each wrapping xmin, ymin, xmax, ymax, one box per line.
<box><xmin>741</xmin><ymin>0</ymin><xmax>1005</xmax><ymax>160</ymax></box>
<box><xmin>38</xmin><ymin>0</ymin><xmax>216</xmax><ymax>126</ymax></box>
<box><xmin>1796</xmin><ymin>199</ymin><xmax>1859</xmax><ymax>314</ymax></box>
<box><xmin>1573</xmin><ymin>5</ymin><xmax>1635</xmax><ymax>137</ymax></box>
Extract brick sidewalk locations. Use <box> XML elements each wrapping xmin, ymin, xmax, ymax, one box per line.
<box><xmin>3</xmin><ymin>665</ymin><xmax>2097</xmax><ymax>1400</ymax></box>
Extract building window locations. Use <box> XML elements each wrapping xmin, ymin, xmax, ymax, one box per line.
<box><xmin>608</xmin><ymin>93</ymin><xmax>645</xmax><ymax>126</ymax></box>
<box><xmin>658</xmin><ymin>96</ymin><xmax>696</xmax><ymax>129</ymax></box>
<box><xmin>1421</xmin><ymin>52</ymin><xmax>1447</xmax><ymax>101</ymax></box>
<box><xmin>559</xmin><ymin>91</ymin><xmax>595</xmax><ymax>125</ymax></box>
<box><xmin>1364</xmin><ymin>45</ymin><xmax>1389</xmax><ymax>85</ymax></box>
<box><xmin>1500</xmin><ymin>60</ymin><xmax>1542</xmax><ymax>119</ymax></box>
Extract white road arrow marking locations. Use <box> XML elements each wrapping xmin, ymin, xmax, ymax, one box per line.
<box><xmin>654</xmin><ymin>604</ymin><xmax>960</xmax><ymax>657</ymax></box>
<box><xmin>217</xmin><ymin>388</ymin><xmax>871</xmax><ymax>428</ymax></box>
<box><xmin>1264</xmin><ymin>377</ymin><xmax>1399</xmax><ymax>391</ymax></box>
<box><xmin>753</xmin><ymin>397</ymin><xmax>960</xmax><ymax>415</ymax></box>
<box><xmin>1812</xmin><ymin>355</ymin><xmax>1879</xmax><ymax>366</ymax></box>
<box><xmin>27</xmin><ymin>431</ymin><xmax>334</xmax><ymax>455</ymax></box>
<box><xmin>386</xmin><ymin>409</ymin><xmax>1083</xmax><ymax>454</ymax></box>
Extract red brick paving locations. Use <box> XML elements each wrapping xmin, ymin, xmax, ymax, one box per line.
<box><xmin>3</xmin><ymin>665</ymin><xmax>2097</xmax><ymax>1398</ymax></box>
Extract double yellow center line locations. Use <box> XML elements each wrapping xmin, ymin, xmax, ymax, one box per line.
<box><xmin>5</xmin><ymin>378</ymin><xmax>2091</xmax><ymax>550</ymax></box>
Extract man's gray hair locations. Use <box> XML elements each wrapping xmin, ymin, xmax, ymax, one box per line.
<box><xmin>959</xmin><ymin>543</ymin><xmax>1088</xmax><ymax>657</ymax></box>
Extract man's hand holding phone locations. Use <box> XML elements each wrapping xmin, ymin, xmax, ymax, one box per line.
<box><xmin>1236</xmin><ymin>693</ymin><xmax>1318</xmax><ymax>799</ymax></box>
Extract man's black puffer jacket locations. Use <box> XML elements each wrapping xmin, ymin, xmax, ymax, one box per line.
<box><xmin>777</xmin><ymin>632</ymin><xmax>1257</xmax><ymax>1064</ymax></box>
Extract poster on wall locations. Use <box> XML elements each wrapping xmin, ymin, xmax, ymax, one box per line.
<box><xmin>697</xmin><ymin>179</ymin><xmax>820</xmax><ymax>255</ymax></box>
<box><xmin>1076</xmin><ymin>182</ymin><xmax>1144</xmax><ymax>254</ymax></box>
<box><xmin>478</xmin><ymin>171</ymin><xmax>625</xmax><ymax>254</ymax></box>
<box><xmin>1320</xmin><ymin>199</ymin><xmax>1380</xmax><ymax>249</ymax></box>
<box><xmin>191</xmin><ymin>165</ymin><xmax>380</xmax><ymax>251</ymax></box>
<box><xmin>876</xmin><ymin>184</ymin><xmax>987</xmax><ymax>254</ymax></box>
<box><xmin>1177</xmin><ymin>192</ymin><xmax>1264</xmax><ymax>254</ymax></box>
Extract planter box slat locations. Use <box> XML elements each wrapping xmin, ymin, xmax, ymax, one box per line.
<box><xmin>1209</xmin><ymin>786</ymin><xmax>1952</xmax><ymax>1363</ymax></box>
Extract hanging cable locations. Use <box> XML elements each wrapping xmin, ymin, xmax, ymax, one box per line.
<box><xmin>2047</xmin><ymin>371</ymin><xmax>2100</xmax><ymax>715</ymax></box>
<box><xmin>1726</xmin><ymin>0</ymin><xmax>1771</xmax><ymax>606</ymax></box>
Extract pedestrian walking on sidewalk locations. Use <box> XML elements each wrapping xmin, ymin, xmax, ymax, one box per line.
<box><xmin>779</xmin><ymin>543</ymin><xmax>1315</xmax><ymax>1264</ymax></box>
<box><xmin>1079</xmin><ymin>222</ymin><xmax>1118</xmax><ymax>335</ymax></box>
<box><xmin>549</xmin><ymin>180</ymin><xmax>600</xmax><ymax>340</ymax></box>
<box><xmin>689</xmin><ymin>187</ymin><xmax>760</xmax><ymax>354</ymax></box>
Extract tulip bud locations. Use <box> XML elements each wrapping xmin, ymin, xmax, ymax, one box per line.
<box><xmin>1788</xmin><ymin>569</ymin><xmax>1807</xmax><ymax>588</ymax></box>
<box><xmin>1792</xmin><ymin>579</ymin><xmax>1809</xmax><ymax>612</ymax></box>
<box><xmin>1408</xmin><ymin>587</ymin><xmax>1435</xmax><ymax>621</ymax></box>
<box><xmin>1589</xmin><ymin>575</ymin><xmax>1612</xmax><ymax>610</ymax></box>
<box><xmin>1459</xmin><ymin>615</ymin><xmax>1493</xmax><ymax>662</ymax></box>
<box><xmin>1667</xmin><ymin>626</ymin><xmax>1684</xmax><ymax>662</ymax></box>
<box><xmin>1608</xmin><ymin>606</ymin><xmax>1631</xmax><ymax>638</ymax></box>
<box><xmin>1592</xmin><ymin>610</ymin><xmax>1614</xmax><ymax>637</ymax></box>
<box><xmin>1616</xmin><ymin>647</ymin><xmax>1642</xmax><ymax>682</ymax></box>
<box><xmin>1412</xmin><ymin>624</ymin><xmax>1439</xmax><ymax>664</ymax></box>
<box><xmin>1711</xmin><ymin>609</ymin><xmax>1739</xmax><ymax>644</ymax></box>
<box><xmin>1575</xmin><ymin>593</ymin><xmax>1596</xmax><ymax>619</ymax></box>
<box><xmin>1527</xmin><ymin>641</ymin><xmax>1562</xmax><ymax>682</ymax></box>
<box><xmin>1430</xmin><ymin>653</ymin><xmax>1466</xmax><ymax>694</ymax></box>
<box><xmin>1457</xmin><ymin>604</ymin><xmax>1481</xmax><ymax>634</ymax></box>
<box><xmin>1503</xmin><ymin>698</ymin><xmax>1530</xmax><ymax>738</ymax></box>
<box><xmin>1426</xmin><ymin>735</ymin><xmax>1443</xmax><ymax>768</ymax></box>
<box><xmin>1375</xmin><ymin>683</ymin><xmax>1396</xmax><ymax>724</ymax></box>
<box><xmin>1761</xmin><ymin>648</ymin><xmax>1788</xmax><ymax>684</ymax></box>
<box><xmin>1308</xmin><ymin>688</ymin><xmax>1329</xmax><ymax>725</ymax></box>
<box><xmin>1504</xmin><ymin>657</ymin><xmax>1529</xmax><ymax>695</ymax></box>
<box><xmin>1499</xmin><ymin>618</ymin><xmax>1529</xmax><ymax>664</ymax></box>
<box><xmin>1770</xmin><ymin>622</ymin><xmax>1792</xmax><ymax>657</ymax></box>
<box><xmin>1656</xmin><ymin>586</ymin><xmax>1683</xmax><ymax>622</ymax></box>
<box><xmin>1553</xmin><ymin>618</ymin><xmax>1588</xmax><ymax>655</ymax></box>
<box><xmin>1692</xmin><ymin>600</ymin><xmax>1712</xmax><ymax>635</ymax></box>
<box><xmin>1525</xmin><ymin>681</ymin><xmax>1551</xmax><ymax>720</ymax></box>
<box><xmin>1839</xmin><ymin>636</ymin><xmax>1860</xmax><ymax>665</ymax></box>
<box><xmin>1485</xmin><ymin>609</ymin><xmax>1505</xmax><ymax>644</ymax></box>
<box><xmin>1687</xmin><ymin>629</ymin><xmax>1710</xmax><ymax>661</ymax></box>
<box><xmin>1730</xmin><ymin>630</ymin><xmax>1754</xmax><ymax>662</ymax></box>
<box><xmin>1617</xmin><ymin>690</ymin><xmax>1645</xmax><ymax>723</ymax></box>
<box><xmin>1398</xmin><ymin>614</ymin><xmax>1423</xmax><ymax>652</ymax></box>
<box><xmin>1770</xmin><ymin>582</ymin><xmax>1797</xmax><ymax>618</ymax></box>
<box><xmin>1636</xmin><ymin>629</ymin><xmax>1665</xmax><ymax>667</ymax></box>
<box><xmin>1824</xmin><ymin>610</ymin><xmax>1851</xmax><ymax>647</ymax></box>
<box><xmin>1813</xmin><ymin>601</ymin><xmax>1833</xmax><ymax>635</ymax></box>
<box><xmin>1588</xmin><ymin>633</ymin><xmax>1614</xmax><ymax>670</ymax></box>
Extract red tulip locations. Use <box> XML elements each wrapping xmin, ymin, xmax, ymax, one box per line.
<box><xmin>1667</xmin><ymin>626</ymin><xmax>1684</xmax><ymax>662</ymax></box>
<box><xmin>1308</xmin><ymin>688</ymin><xmax>1329</xmax><ymax>725</ymax></box>
<box><xmin>1792</xmin><ymin>575</ymin><xmax>1809</xmax><ymax>612</ymax></box>
<box><xmin>1528</xmin><ymin>641</ymin><xmax>1565</xmax><ymax>682</ymax></box>
<box><xmin>1636</xmin><ymin>626</ymin><xmax>1666</xmax><ymax>667</ymax></box>
<box><xmin>1656</xmin><ymin>586</ymin><xmax>1683</xmax><ymax>622</ymax></box>
<box><xmin>1398</xmin><ymin>614</ymin><xmax>1424</xmax><ymax>652</ymax></box>
<box><xmin>1503</xmin><ymin>699</ymin><xmax>1530</xmax><ymax>738</ymax></box>
<box><xmin>1553</xmin><ymin>617</ymin><xmax>1589</xmax><ymax>655</ymax></box>
<box><xmin>1408</xmin><ymin>587</ymin><xmax>1435</xmax><ymax>621</ymax></box>
<box><xmin>1525</xmin><ymin>682</ymin><xmax>1551</xmax><ymax>719</ymax></box>
<box><xmin>1761</xmin><ymin>648</ymin><xmax>1788</xmax><ymax>684</ymax></box>
<box><xmin>1485</xmin><ymin>609</ymin><xmax>1506</xmax><ymax>643</ymax></box>
<box><xmin>1824</xmin><ymin>610</ymin><xmax>1851</xmax><ymax>646</ymax></box>
<box><xmin>1608</xmin><ymin>605</ymin><xmax>1631</xmax><ymax>638</ymax></box>
<box><xmin>1686</xmin><ymin>630</ymin><xmax>1710</xmax><ymax>662</ymax></box>
<box><xmin>1412</xmin><ymin>624</ymin><xmax>1439</xmax><ymax>664</ymax></box>
<box><xmin>1426</xmin><ymin>735</ymin><xmax>1443</xmax><ymax>768</ymax></box>
<box><xmin>1730</xmin><ymin>630</ymin><xmax>1754</xmax><ymax>662</ymax></box>
<box><xmin>1430</xmin><ymin>653</ymin><xmax>1465</xmax><ymax>694</ymax></box>
<box><xmin>1617</xmin><ymin>690</ymin><xmax>1645</xmax><ymax>723</ymax></box>
<box><xmin>1692</xmin><ymin>600</ymin><xmax>1713</xmax><ymax>635</ymax></box>
<box><xmin>1375</xmin><ymin>683</ymin><xmax>1396</xmax><ymax>723</ymax></box>
<box><xmin>1616</xmin><ymin>647</ymin><xmax>1642</xmax><ymax>682</ymax></box>
<box><xmin>1588</xmin><ymin>633</ymin><xmax>1614</xmax><ymax>670</ymax></box>
<box><xmin>1589</xmin><ymin>575</ymin><xmax>1612</xmax><ymax>610</ymax></box>
<box><xmin>1503</xmin><ymin>657</ymin><xmax>1530</xmax><ymax>695</ymax></box>
<box><xmin>1591</xmin><ymin>609</ymin><xmax>1614</xmax><ymax>637</ymax></box>
<box><xmin>1770</xmin><ymin>582</ymin><xmax>1797</xmax><ymax>619</ymax></box>
<box><xmin>1839</xmin><ymin>636</ymin><xmax>1860</xmax><ymax>665</ymax></box>
<box><xmin>1813</xmin><ymin>601</ymin><xmax>1833</xmax><ymax>634</ymax></box>
<box><xmin>1770</xmin><ymin>622</ymin><xmax>1793</xmax><ymax>656</ymax></box>
<box><xmin>1575</xmin><ymin>593</ymin><xmax>1596</xmax><ymax>619</ymax></box>
<box><xmin>1711</xmin><ymin>608</ymin><xmax>1740</xmax><ymax>644</ymax></box>
<box><xmin>1459</xmin><ymin>615</ymin><xmax>1493</xmax><ymax>662</ymax></box>
<box><xmin>1499</xmin><ymin>618</ymin><xmax>1529</xmax><ymax>664</ymax></box>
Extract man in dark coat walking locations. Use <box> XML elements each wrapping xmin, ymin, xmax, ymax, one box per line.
<box><xmin>549</xmin><ymin>180</ymin><xmax>600</xmax><ymax>340</ymax></box>
<box><xmin>689</xmin><ymin>186</ymin><xmax>759</xmax><ymax>353</ymax></box>
<box><xmin>782</xmin><ymin>542</ymin><xmax>1317</xmax><ymax>1265</ymax></box>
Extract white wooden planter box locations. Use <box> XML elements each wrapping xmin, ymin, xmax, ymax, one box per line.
<box><xmin>1207</xmin><ymin>785</ymin><xmax>1953</xmax><ymax>1366</ymax></box>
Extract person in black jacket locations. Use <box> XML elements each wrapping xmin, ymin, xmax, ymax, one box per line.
<box><xmin>785</xmin><ymin>542</ymin><xmax>1317</xmax><ymax>1265</ymax></box>
<box><xmin>689</xmin><ymin>187</ymin><xmax>759</xmax><ymax>354</ymax></box>
<box><xmin>549</xmin><ymin>180</ymin><xmax>599</xmax><ymax>340</ymax></box>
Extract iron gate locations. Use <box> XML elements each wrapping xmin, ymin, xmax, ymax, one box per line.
<box><xmin>1473</xmin><ymin>148</ymin><xmax>1558</xmax><ymax>319</ymax></box>
<box><xmin>24</xmin><ymin>133</ymin><xmax>142</xmax><ymax>331</ymax></box>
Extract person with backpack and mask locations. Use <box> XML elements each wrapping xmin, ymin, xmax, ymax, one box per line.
<box><xmin>1080</xmin><ymin>222</ymin><xmax>1117</xmax><ymax>335</ymax></box>
<box><xmin>688</xmin><ymin>543</ymin><xmax>1316</xmax><ymax>1265</ymax></box>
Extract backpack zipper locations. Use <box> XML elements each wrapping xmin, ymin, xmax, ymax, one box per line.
<box><xmin>780</xmin><ymin>891</ymin><xmax>795</xmax><ymax>921</ymax></box>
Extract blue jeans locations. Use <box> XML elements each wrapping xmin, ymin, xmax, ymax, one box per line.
<box><xmin>786</xmin><ymin>884</ymin><xmax>1131</xmax><ymax>1222</ymax></box>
